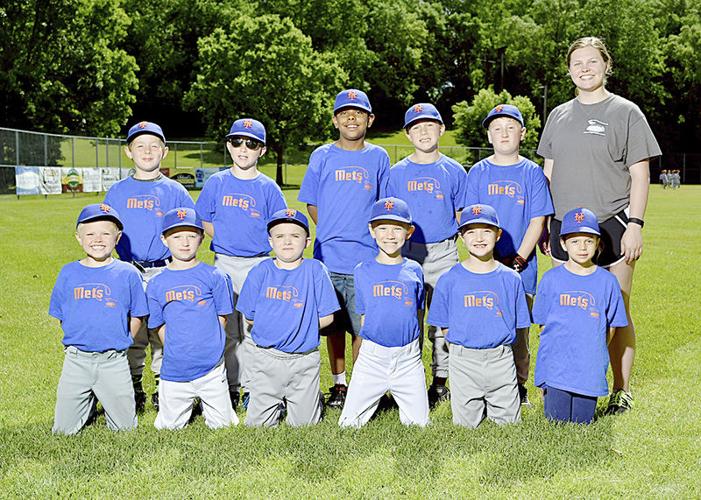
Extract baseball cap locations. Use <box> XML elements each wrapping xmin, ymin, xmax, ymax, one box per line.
<box><xmin>126</xmin><ymin>121</ymin><xmax>166</xmax><ymax>144</ymax></box>
<box><xmin>267</xmin><ymin>208</ymin><xmax>310</xmax><ymax>235</ymax></box>
<box><xmin>226</xmin><ymin>118</ymin><xmax>266</xmax><ymax>144</ymax></box>
<box><xmin>560</xmin><ymin>208</ymin><xmax>601</xmax><ymax>237</ymax></box>
<box><xmin>161</xmin><ymin>207</ymin><xmax>204</xmax><ymax>234</ymax></box>
<box><xmin>404</xmin><ymin>103</ymin><xmax>443</xmax><ymax>129</ymax></box>
<box><xmin>333</xmin><ymin>89</ymin><xmax>372</xmax><ymax>114</ymax></box>
<box><xmin>76</xmin><ymin>203</ymin><xmax>123</xmax><ymax>230</ymax></box>
<box><xmin>369</xmin><ymin>197</ymin><xmax>412</xmax><ymax>224</ymax></box>
<box><xmin>482</xmin><ymin>104</ymin><xmax>524</xmax><ymax>128</ymax></box>
<box><xmin>458</xmin><ymin>204</ymin><xmax>501</xmax><ymax>231</ymax></box>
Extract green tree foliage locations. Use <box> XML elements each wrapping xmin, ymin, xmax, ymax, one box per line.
<box><xmin>452</xmin><ymin>88</ymin><xmax>541</xmax><ymax>153</ymax></box>
<box><xmin>185</xmin><ymin>14</ymin><xmax>346</xmax><ymax>185</ymax></box>
<box><xmin>0</xmin><ymin>0</ymin><xmax>137</xmax><ymax>135</ymax></box>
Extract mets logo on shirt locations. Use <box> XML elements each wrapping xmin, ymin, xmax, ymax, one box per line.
<box><xmin>559</xmin><ymin>291</ymin><xmax>600</xmax><ymax>318</ymax></box>
<box><xmin>463</xmin><ymin>290</ymin><xmax>502</xmax><ymax>316</ymax></box>
<box><xmin>334</xmin><ymin>166</ymin><xmax>373</xmax><ymax>191</ymax></box>
<box><xmin>487</xmin><ymin>180</ymin><xmax>525</xmax><ymax>205</ymax></box>
<box><xmin>372</xmin><ymin>280</ymin><xmax>414</xmax><ymax>307</ymax></box>
<box><xmin>266</xmin><ymin>285</ymin><xmax>304</xmax><ymax>308</ymax></box>
<box><xmin>73</xmin><ymin>283</ymin><xmax>118</xmax><ymax>308</ymax></box>
<box><xmin>584</xmin><ymin>119</ymin><xmax>607</xmax><ymax>136</ymax></box>
<box><xmin>165</xmin><ymin>285</ymin><xmax>204</xmax><ymax>305</ymax></box>
<box><xmin>407</xmin><ymin>177</ymin><xmax>444</xmax><ymax>200</ymax></box>
<box><xmin>126</xmin><ymin>195</ymin><xmax>164</xmax><ymax>216</ymax></box>
<box><xmin>221</xmin><ymin>193</ymin><xmax>261</xmax><ymax>218</ymax></box>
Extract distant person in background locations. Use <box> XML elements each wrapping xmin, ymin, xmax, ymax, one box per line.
<box><xmin>670</xmin><ymin>170</ymin><xmax>681</xmax><ymax>189</ymax></box>
<box><xmin>537</xmin><ymin>36</ymin><xmax>661</xmax><ymax>415</ymax></box>
<box><xmin>659</xmin><ymin>169</ymin><xmax>669</xmax><ymax>189</ymax></box>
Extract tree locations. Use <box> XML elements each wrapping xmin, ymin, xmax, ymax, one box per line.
<box><xmin>452</xmin><ymin>87</ymin><xmax>541</xmax><ymax>153</ymax></box>
<box><xmin>185</xmin><ymin>14</ymin><xmax>346</xmax><ymax>186</ymax></box>
<box><xmin>0</xmin><ymin>0</ymin><xmax>137</xmax><ymax>135</ymax></box>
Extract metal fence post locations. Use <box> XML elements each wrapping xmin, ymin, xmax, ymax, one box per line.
<box><xmin>44</xmin><ymin>134</ymin><xmax>48</xmax><ymax>167</ymax></box>
<box><xmin>72</xmin><ymin>136</ymin><xmax>75</xmax><ymax>168</ymax></box>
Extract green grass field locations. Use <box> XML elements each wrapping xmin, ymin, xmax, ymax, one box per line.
<box><xmin>0</xmin><ymin>186</ymin><xmax>699</xmax><ymax>497</ymax></box>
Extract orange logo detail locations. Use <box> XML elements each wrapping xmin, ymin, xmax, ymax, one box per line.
<box><xmin>413</xmin><ymin>104</ymin><xmax>423</xmax><ymax>113</ymax></box>
<box><xmin>384</xmin><ymin>200</ymin><xmax>394</xmax><ymax>210</ymax></box>
<box><xmin>495</xmin><ymin>105</ymin><xmax>504</xmax><ymax>113</ymax></box>
<box><xmin>285</xmin><ymin>208</ymin><xmax>297</xmax><ymax>218</ymax></box>
<box><xmin>176</xmin><ymin>209</ymin><xmax>188</xmax><ymax>220</ymax></box>
<box><xmin>243</xmin><ymin>119</ymin><xmax>253</xmax><ymax>128</ymax></box>
<box><xmin>99</xmin><ymin>204</ymin><xmax>111</xmax><ymax>213</ymax></box>
<box><xmin>138</xmin><ymin>121</ymin><xmax>148</xmax><ymax>129</ymax></box>
<box><xmin>575</xmin><ymin>212</ymin><xmax>585</xmax><ymax>223</ymax></box>
<box><xmin>471</xmin><ymin>205</ymin><xmax>482</xmax><ymax>215</ymax></box>
<box><xmin>347</xmin><ymin>90</ymin><xmax>358</xmax><ymax>100</ymax></box>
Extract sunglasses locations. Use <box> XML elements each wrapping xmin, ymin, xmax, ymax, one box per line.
<box><xmin>228</xmin><ymin>137</ymin><xmax>263</xmax><ymax>150</ymax></box>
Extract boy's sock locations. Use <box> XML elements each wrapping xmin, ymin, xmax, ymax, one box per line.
<box><xmin>433</xmin><ymin>377</ymin><xmax>447</xmax><ymax>387</ymax></box>
<box><xmin>333</xmin><ymin>371</ymin><xmax>347</xmax><ymax>386</ymax></box>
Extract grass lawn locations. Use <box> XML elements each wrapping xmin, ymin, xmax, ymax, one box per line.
<box><xmin>0</xmin><ymin>185</ymin><xmax>699</xmax><ymax>497</ymax></box>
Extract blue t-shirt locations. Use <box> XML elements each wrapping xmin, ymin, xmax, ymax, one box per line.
<box><xmin>146</xmin><ymin>263</ymin><xmax>234</xmax><ymax>382</ymax></box>
<box><xmin>237</xmin><ymin>259</ymin><xmax>340</xmax><ymax>353</ymax></box>
<box><xmin>465</xmin><ymin>158</ymin><xmax>554</xmax><ymax>294</ymax></box>
<box><xmin>195</xmin><ymin>169</ymin><xmax>287</xmax><ymax>257</ymax></box>
<box><xmin>104</xmin><ymin>175</ymin><xmax>194</xmax><ymax>262</ymax></box>
<box><xmin>388</xmin><ymin>154</ymin><xmax>468</xmax><ymax>244</ymax></box>
<box><xmin>532</xmin><ymin>266</ymin><xmax>628</xmax><ymax>397</ymax></box>
<box><xmin>49</xmin><ymin>260</ymin><xmax>148</xmax><ymax>352</ymax></box>
<box><xmin>428</xmin><ymin>263</ymin><xmax>531</xmax><ymax>348</ymax></box>
<box><xmin>298</xmin><ymin>143</ymin><xmax>390</xmax><ymax>274</ymax></box>
<box><xmin>354</xmin><ymin>258</ymin><xmax>425</xmax><ymax>347</ymax></box>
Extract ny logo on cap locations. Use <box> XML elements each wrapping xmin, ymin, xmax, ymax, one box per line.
<box><xmin>176</xmin><ymin>209</ymin><xmax>188</xmax><ymax>220</ymax></box>
<box><xmin>384</xmin><ymin>200</ymin><xmax>394</xmax><ymax>210</ymax></box>
<box><xmin>495</xmin><ymin>105</ymin><xmax>504</xmax><ymax>113</ymax></box>
<box><xmin>285</xmin><ymin>208</ymin><xmax>297</xmax><ymax>218</ymax></box>
<box><xmin>347</xmin><ymin>90</ymin><xmax>358</xmax><ymax>100</ymax></box>
<box><xmin>138</xmin><ymin>121</ymin><xmax>148</xmax><ymax>129</ymax></box>
<box><xmin>413</xmin><ymin>104</ymin><xmax>423</xmax><ymax>113</ymax></box>
<box><xmin>471</xmin><ymin>205</ymin><xmax>482</xmax><ymax>215</ymax></box>
<box><xmin>99</xmin><ymin>204</ymin><xmax>111</xmax><ymax>213</ymax></box>
<box><xmin>574</xmin><ymin>212</ymin><xmax>585</xmax><ymax>223</ymax></box>
<box><xmin>242</xmin><ymin>119</ymin><xmax>253</xmax><ymax>129</ymax></box>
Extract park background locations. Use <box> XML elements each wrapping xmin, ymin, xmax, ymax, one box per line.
<box><xmin>1</xmin><ymin>0</ymin><xmax>700</xmax><ymax>497</ymax></box>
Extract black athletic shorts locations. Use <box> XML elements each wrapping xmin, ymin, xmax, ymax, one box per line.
<box><xmin>550</xmin><ymin>208</ymin><xmax>629</xmax><ymax>268</ymax></box>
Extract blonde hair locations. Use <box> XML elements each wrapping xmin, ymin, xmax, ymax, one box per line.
<box><xmin>567</xmin><ymin>36</ymin><xmax>613</xmax><ymax>78</ymax></box>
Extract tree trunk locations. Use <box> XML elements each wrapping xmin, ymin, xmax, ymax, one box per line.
<box><xmin>275</xmin><ymin>144</ymin><xmax>284</xmax><ymax>187</ymax></box>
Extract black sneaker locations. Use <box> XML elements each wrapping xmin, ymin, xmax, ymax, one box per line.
<box><xmin>605</xmin><ymin>389</ymin><xmax>633</xmax><ymax>415</ymax></box>
<box><xmin>230</xmin><ymin>390</ymin><xmax>240</xmax><ymax>411</ymax></box>
<box><xmin>427</xmin><ymin>384</ymin><xmax>450</xmax><ymax>409</ymax></box>
<box><xmin>151</xmin><ymin>392</ymin><xmax>159</xmax><ymax>412</ymax></box>
<box><xmin>326</xmin><ymin>384</ymin><xmax>347</xmax><ymax>409</ymax></box>
<box><xmin>134</xmin><ymin>387</ymin><xmax>147</xmax><ymax>414</ymax></box>
<box><xmin>518</xmin><ymin>384</ymin><xmax>532</xmax><ymax>408</ymax></box>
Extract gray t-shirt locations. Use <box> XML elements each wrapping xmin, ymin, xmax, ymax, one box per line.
<box><xmin>537</xmin><ymin>94</ymin><xmax>661</xmax><ymax>221</ymax></box>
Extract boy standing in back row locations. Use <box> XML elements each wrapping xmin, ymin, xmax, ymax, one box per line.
<box><xmin>105</xmin><ymin>121</ymin><xmax>194</xmax><ymax>412</ymax></box>
<box><xmin>298</xmin><ymin>89</ymin><xmax>390</xmax><ymax>408</ymax></box>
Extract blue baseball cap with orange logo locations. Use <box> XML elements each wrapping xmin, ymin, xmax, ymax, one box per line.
<box><xmin>404</xmin><ymin>103</ymin><xmax>443</xmax><ymax>129</ymax></box>
<box><xmin>369</xmin><ymin>197</ymin><xmax>413</xmax><ymax>224</ymax></box>
<box><xmin>77</xmin><ymin>203</ymin><xmax>124</xmax><ymax>230</ymax></box>
<box><xmin>458</xmin><ymin>204</ymin><xmax>501</xmax><ymax>230</ymax></box>
<box><xmin>267</xmin><ymin>208</ymin><xmax>310</xmax><ymax>235</ymax></box>
<box><xmin>482</xmin><ymin>104</ymin><xmax>524</xmax><ymax>128</ymax></box>
<box><xmin>333</xmin><ymin>89</ymin><xmax>372</xmax><ymax>114</ymax></box>
<box><xmin>560</xmin><ymin>208</ymin><xmax>600</xmax><ymax>237</ymax></box>
<box><xmin>126</xmin><ymin>121</ymin><xmax>166</xmax><ymax>144</ymax></box>
<box><xmin>227</xmin><ymin>118</ymin><xmax>266</xmax><ymax>144</ymax></box>
<box><xmin>161</xmin><ymin>207</ymin><xmax>203</xmax><ymax>234</ymax></box>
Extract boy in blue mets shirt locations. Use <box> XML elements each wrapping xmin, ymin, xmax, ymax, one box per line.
<box><xmin>195</xmin><ymin>118</ymin><xmax>287</xmax><ymax>410</ymax></box>
<box><xmin>464</xmin><ymin>104</ymin><xmax>554</xmax><ymax>406</ymax></box>
<box><xmin>298</xmin><ymin>89</ymin><xmax>390</xmax><ymax>408</ymax></box>
<box><xmin>388</xmin><ymin>103</ymin><xmax>469</xmax><ymax>408</ymax></box>
<box><xmin>429</xmin><ymin>204</ymin><xmax>530</xmax><ymax>428</ymax></box>
<box><xmin>147</xmin><ymin>208</ymin><xmax>238</xmax><ymax>430</ymax></box>
<box><xmin>50</xmin><ymin>204</ymin><xmax>148</xmax><ymax>435</ymax></box>
<box><xmin>105</xmin><ymin>121</ymin><xmax>194</xmax><ymax>412</ymax></box>
<box><xmin>339</xmin><ymin>197</ymin><xmax>429</xmax><ymax>428</ymax></box>
<box><xmin>533</xmin><ymin>208</ymin><xmax>627</xmax><ymax>424</ymax></box>
<box><xmin>237</xmin><ymin>209</ymin><xmax>340</xmax><ymax>427</ymax></box>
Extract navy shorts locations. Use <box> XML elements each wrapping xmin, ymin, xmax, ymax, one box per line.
<box><xmin>550</xmin><ymin>209</ymin><xmax>629</xmax><ymax>268</ymax></box>
<box><xmin>327</xmin><ymin>272</ymin><xmax>362</xmax><ymax>336</ymax></box>
<box><xmin>543</xmin><ymin>385</ymin><xmax>597</xmax><ymax>424</ymax></box>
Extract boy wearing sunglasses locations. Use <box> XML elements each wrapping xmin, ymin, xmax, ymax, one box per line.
<box><xmin>195</xmin><ymin>118</ymin><xmax>287</xmax><ymax>411</ymax></box>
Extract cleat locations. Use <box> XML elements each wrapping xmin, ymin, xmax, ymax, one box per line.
<box><xmin>326</xmin><ymin>384</ymin><xmax>347</xmax><ymax>409</ymax></box>
<box><xmin>518</xmin><ymin>384</ymin><xmax>532</xmax><ymax>408</ymax></box>
<box><xmin>427</xmin><ymin>384</ymin><xmax>450</xmax><ymax>409</ymax></box>
<box><xmin>605</xmin><ymin>389</ymin><xmax>633</xmax><ymax>415</ymax></box>
<box><xmin>230</xmin><ymin>390</ymin><xmax>240</xmax><ymax>411</ymax></box>
<box><xmin>151</xmin><ymin>392</ymin><xmax>159</xmax><ymax>412</ymax></box>
<box><xmin>134</xmin><ymin>387</ymin><xmax>147</xmax><ymax>414</ymax></box>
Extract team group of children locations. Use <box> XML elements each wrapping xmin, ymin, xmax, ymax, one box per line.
<box><xmin>659</xmin><ymin>170</ymin><xmax>681</xmax><ymax>189</ymax></box>
<box><xmin>50</xmin><ymin>89</ymin><xmax>628</xmax><ymax>435</ymax></box>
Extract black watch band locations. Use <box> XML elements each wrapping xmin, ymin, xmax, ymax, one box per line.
<box><xmin>628</xmin><ymin>217</ymin><xmax>645</xmax><ymax>228</ymax></box>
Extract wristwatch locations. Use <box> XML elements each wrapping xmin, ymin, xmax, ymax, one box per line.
<box><xmin>628</xmin><ymin>217</ymin><xmax>644</xmax><ymax>228</ymax></box>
